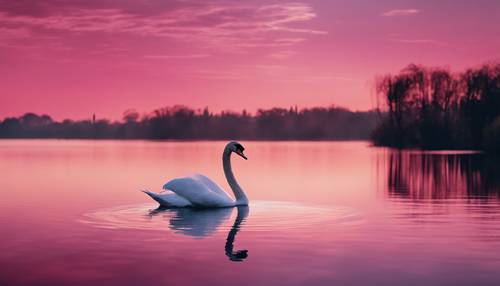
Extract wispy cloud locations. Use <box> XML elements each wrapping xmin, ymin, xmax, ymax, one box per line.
<box><xmin>381</xmin><ymin>9</ymin><xmax>419</xmax><ymax>17</ymax></box>
<box><xmin>0</xmin><ymin>2</ymin><xmax>325</xmax><ymax>52</ymax></box>
<box><xmin>301</xmin><ymin>75</ymin><xmax>361</xmax><ymax>82</ymax></box>
<box><xmin>189</xmin><ymin>69</ymin><xmax>252</xmax><ymax>80</ymax></box>
<box><xmin>389</xmin><ymin>38</ymin><xmax>448</xmax><ymax>47</ymax></box>
<box><xmin>268</xmin><ymin>50</ymin><xmax>298</xmax><ymax>60</ymax></box>
<box><xmin>143</xmin><ymin>54</ymin><xmax>210</xmax><ymax>59</ymax></box>
<box><xmin>187</xmin><ymin>64</ymin><xmax>360</xmax><ymax>84</ymax></box>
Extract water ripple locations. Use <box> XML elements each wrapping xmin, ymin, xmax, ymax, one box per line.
<box><xmin>79</xmin><ymin>201</ymin><xmax>363</xmax><ymax>235</ymax></box>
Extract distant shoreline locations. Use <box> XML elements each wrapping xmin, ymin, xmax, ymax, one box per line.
<box><xmin>0</xmin><ymin>106</ymin><xmax>381</xmax><ymax>141</ymax></box>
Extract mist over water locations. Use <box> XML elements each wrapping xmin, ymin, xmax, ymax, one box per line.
<box><xmin>1</xmin><ymin>140</ymin><xmax>499</xmax><ymax>286</ymax></box>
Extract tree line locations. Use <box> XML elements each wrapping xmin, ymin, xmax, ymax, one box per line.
<box><xmin>0</xmin><ymin>106</ymin><xmax>380</xmax><ymax>140</ymax></box>
<box><xmin>372</xmin><ymin>63</ymin><xmax>500</xmax><ymax>152</ymax></box>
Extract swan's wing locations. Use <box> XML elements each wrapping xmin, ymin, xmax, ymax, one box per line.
<box><xmin>163</xmin><ymin>177</ymin><xmax>233</xmax><ymax>207</ymax></box>
<box><xmin>143</xmin><ymin>190</ymin><xmax>191</xmax><ymax>207</ymax></box>
<box><xmin>191</xmin><ymin>173</ymin><xmax>228</xmax><ymax>197</ymax></box>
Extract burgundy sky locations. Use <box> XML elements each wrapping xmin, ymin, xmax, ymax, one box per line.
<box><xmin>1</xmin><ymin>0</ymin><xmax>499</xmax><ymax>120</ymax></box>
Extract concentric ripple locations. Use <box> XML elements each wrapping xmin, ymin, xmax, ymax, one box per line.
<box><xmin>79</xmin><ymin>201</ymin><xmax>363</xmax><ymax>236</ymax></box>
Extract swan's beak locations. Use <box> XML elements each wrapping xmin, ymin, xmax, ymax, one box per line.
<box><xmin>235</xmin><ymin>150</ymin><xmax>247</xmax><ymax>160</ymax></box>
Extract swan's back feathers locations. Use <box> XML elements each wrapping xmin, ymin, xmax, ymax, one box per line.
<box><xmin>163</xmin><ymin>175</ymin><xmax>234</xmax><ymax>207</ymax></box>
<box><xmin>191</xmin><ymin>174</ymin><xmax>227</xmax><ymax>196</ymax></box>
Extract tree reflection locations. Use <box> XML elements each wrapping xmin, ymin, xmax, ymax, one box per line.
<box><xmin>386</xmin><ymin>151</ymin><xmax>500</xmax><ymax>200</ymax></box>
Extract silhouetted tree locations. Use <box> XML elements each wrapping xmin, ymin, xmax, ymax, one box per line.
<box><xmin>373</xmin><ymin>63</ymin><xmax>500</xmax><ymax>152</ymax></box>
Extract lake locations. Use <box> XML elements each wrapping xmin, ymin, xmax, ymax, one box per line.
<box><xmin>1</xmin><ymin>140</ymin><xmax>499</xmax><ymax>286</ymax></box>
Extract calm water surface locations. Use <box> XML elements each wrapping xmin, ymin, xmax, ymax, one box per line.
<box><xmin>1</xmin><ymin>140</ymin><xmax>500</xmax><ymax>285</ymax></box>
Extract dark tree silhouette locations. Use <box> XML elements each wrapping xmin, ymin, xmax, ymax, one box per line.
<box><xmin>372</xmin><ymin>63</ymin><xmax>500</xmax><ymax>152</ymax></box>
<box><xmin>0</xmin><ymin>105</ymin><xmax>381</xmax><ymax>140</ymax></box>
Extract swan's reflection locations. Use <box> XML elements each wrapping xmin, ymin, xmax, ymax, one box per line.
<box><xmin>148</xmin><ymin>206</ymin><xmax>249</xmax><ymax>261</ymax></box>
<box><xmin>225</xmin><ymin>206</ymin><xmax>249</xmax><ymax>261</ymax></box>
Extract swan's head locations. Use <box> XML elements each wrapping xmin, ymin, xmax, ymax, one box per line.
<box><xmin>226</xmin><ymin>141</ymin><xmax>247</xmax><ymax>160</ymax></box>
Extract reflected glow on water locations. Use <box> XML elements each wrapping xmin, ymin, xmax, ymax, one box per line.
<box><xmin>1</xmin><ymin>140</ymin><xmax>500</xmax><ymax>285</ymax></box>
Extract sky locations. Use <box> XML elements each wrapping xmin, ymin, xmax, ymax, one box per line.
<box><xmin>1</xmin><ymin>0</ymin><xmax>499</xmax><ymax>120</ymax></box>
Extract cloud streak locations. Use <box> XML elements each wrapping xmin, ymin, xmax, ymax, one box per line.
<box><xmin>268</xmin><ymin>50</ymin><xmax>298</xmax><ymax>59</ymax></box>
<box><xmin>381</xmin><ymin>9</ymin><xmax>419</xmax><ymax>16</ymax></box>
<box><xmin>389</xmin><ymin>38</ymin><xmax>449</xmax><ymax>47</ymax></box>
<box><xmin>143</xmin><ymin>54</ymin><xmax>210</xmax><ymax>59</ymax></box>
<box><xmin>0</xmin><ymin>2</ymin><xmax>325</xmax><ymax>52</ymax></box>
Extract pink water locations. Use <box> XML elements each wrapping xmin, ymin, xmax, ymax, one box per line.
<box><xmin>0</xmin><ymin>140</ymin><xmax>499</xmax><ymax>285</ymax></box>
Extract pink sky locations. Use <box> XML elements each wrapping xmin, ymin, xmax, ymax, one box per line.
<box><xmin>1</xmin><ymin>0</ymin><xmax>499</xmax><ymax>120</ymax></box>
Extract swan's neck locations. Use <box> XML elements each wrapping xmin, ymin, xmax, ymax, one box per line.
<box><xmin>223</xmin><ymin>149</ymin><xmax>248</xmax><ymax>205</ymax></box>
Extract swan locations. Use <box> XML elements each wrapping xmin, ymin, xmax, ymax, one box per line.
<box><xmin>143</xmin><ymin>141</ymin><xmax>249</xmax><ymax>208</ymax></box>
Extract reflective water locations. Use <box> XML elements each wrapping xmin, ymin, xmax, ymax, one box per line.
<box><xmin>0</xmin><ymin>140</ymin><xmax>499</xmax><ymax>285</ymax></box>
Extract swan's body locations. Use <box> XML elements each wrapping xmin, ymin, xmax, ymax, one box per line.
<box><xmin>143</xmin><ymin>141</ymin><xmax>248</xmax><ymax>208</ymax></box>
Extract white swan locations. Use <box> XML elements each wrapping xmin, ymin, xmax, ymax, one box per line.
<box><xmin>143</xmin><ymin>141</ymin><xmax>248</xmax><ymax>208</ymax></box>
